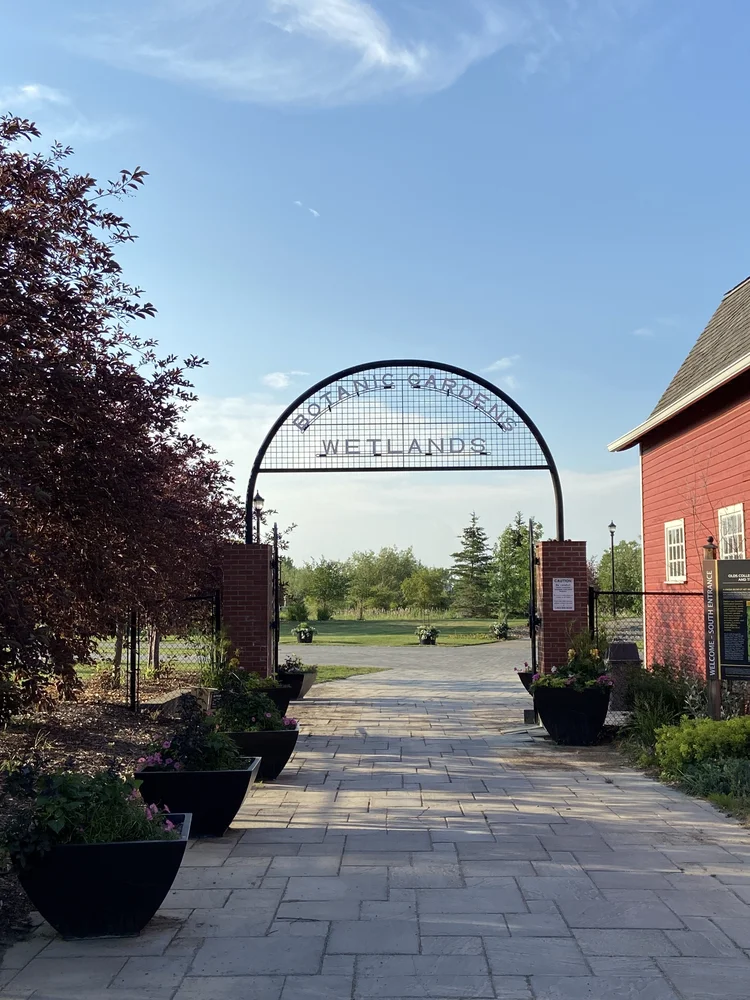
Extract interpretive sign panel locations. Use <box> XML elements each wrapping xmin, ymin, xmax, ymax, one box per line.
<box><xmin>711</xmin><ymin>560</ymin><xmax>750</xmax><ymax>680</ymax></box>
<box><xmin>552</xmin><ymin>578</ymin><xmax>575</xmax><ymax>612</ymax></box>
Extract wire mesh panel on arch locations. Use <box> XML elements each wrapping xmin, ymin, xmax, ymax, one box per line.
<box><xmin>247</xmin><ymin>360</ymin><xmax>565</xmax><ymax>544</ymax></box>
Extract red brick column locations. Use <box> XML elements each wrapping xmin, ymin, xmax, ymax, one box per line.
<box><xmin>536</xmin><ymin>540</ymin><xmax>589</xmax><ymax>674</ymax></box>
<box><xmin>220</xmin><ymin>542</ymin><xmax>273</xmax><ymax>677</ymax></box>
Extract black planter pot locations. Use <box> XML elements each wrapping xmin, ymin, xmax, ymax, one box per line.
<box><xmin>419</xmin><ymin>636</ymin><xmax>436</xmax><ymax>645</ymax></box>
<box><xmin>17</xmin><ymin>813</ymin><xmax>191</xmax><ymax>939</ymax></box>
<box><xmin>296</xmin><ymin>634</ymin><xmax>314</xmax><ymax>644</ymax></box>
<box><xmin>225</xmin><ymin>727</ymin><xmax>300</xmax><ymax>781</ymax></box>
<box><xmin>517</xmin><ymin>671</ymin><xmax>534</xmax><ymax>693</ymax></box>
<box><xmin>533</xmin><ymin>686</ymin><xmax>611</xmax><ymax>746</ymax></box>
<box><xmin>264</xmin><ymin>686</ymin><xmax>293</xmax><ymax>715</ymax></box>
<box><xmin>277</xmin><ymin>669</ymin><xmax>317</xmax><ymax>700</ymax></box>
<box><xmin>298</xmin><ymin>670</ymin><xmax>317</xmax><ymax>698</ymax></box>
<box><xmin>136</xmin><ymin>760</ymin><xmax>260</xmax><ymax>837</ymax></box>
<box><xmin>276</xmin><ymin>670</ymin><xmax>304</xmax><ymax>700</ymax></box>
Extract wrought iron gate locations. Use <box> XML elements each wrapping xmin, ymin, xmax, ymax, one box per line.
<box><xmin>528</xmin><ymin>518</ymin><xmax>539</xmax><ymax>671</ymax></box>
<box><xmin>271</xmin><ymin>523</ymin><xmax>281</xmax><ymax>674</ymax></box>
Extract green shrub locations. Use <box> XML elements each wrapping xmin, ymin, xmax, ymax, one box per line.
<box><xmin>285</xmin><ymin>600</ymin><xmax>309</xmax><ymax>622</ymax></box>
<box><xmin>0</xmin><ymin>764</ymin><xmax>178</xmax><ymax>869</ymax></box>
<box><xmin>655</xmin><ymin>716</ymin><xmax>750</xmax><ymax>779</ymax></box>
<box><xmin>677</xmin><ymin>759</ymin><xmax>750</xmax><ymax>798</ymax></box>
<box><xmin>624</xmin><ymin>662</ymin><xmax>707</xmax><ymax>755</ymax></box>
<box><xmin>316</xmin><ymin>606</ymin><xmax>332</xmax><ymax>621</ymax></box>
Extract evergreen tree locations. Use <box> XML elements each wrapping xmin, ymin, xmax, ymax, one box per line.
<box><xmin>450</xmin><ymin>513</ymin><xmax>494</xmax><ymax>617</ymax></box>
<box><xmin>492</xmin><ymin>513</ymin><xmax>543</xmax><ymax>621</ymax></box>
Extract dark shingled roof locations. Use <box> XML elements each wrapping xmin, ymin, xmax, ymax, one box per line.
<box><xmin>651</xmin><ymin>276</ymin><xmax>750</xmax><ymax>417</ymax></box>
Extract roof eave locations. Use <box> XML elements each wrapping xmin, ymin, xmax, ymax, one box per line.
<box><xmin>608</xmin><ymin>351</ymin><xmax>750</xmax><ymax>453</ymax></box>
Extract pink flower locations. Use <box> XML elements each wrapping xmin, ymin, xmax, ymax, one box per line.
<box><xmin>163</xmin><ymin>804</ymin><xmax>170</xmax><ymax>813</ymax></box>
<box><xmin>137</xmin><ymin>757</ymin><xmax>145</xmax><ymax>763</ymax></box>
<box><xmin>164</xmin><ymin>819</ymin><xmax>175</xmax><ymax>831</ymax></box>
<box><xmin>524</xmin><ymin>662</ymin><xmax>529</xmax><ymax>668</ymax></box>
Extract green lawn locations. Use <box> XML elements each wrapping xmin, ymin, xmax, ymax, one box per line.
<box><xmin>281</xmin><ymin>617</ymin><xmax>522</xmax><ymax>647</ymax></box>
<box><xmin>313</xmin><ymin>666</ymin><xmax>388</xmax><ymax>684</ymax></box>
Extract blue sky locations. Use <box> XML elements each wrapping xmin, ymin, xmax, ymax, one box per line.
<box><xmin>4</xmin><ymin>0</ymin><xmax>750</xmax><ymax>565</ymax></box>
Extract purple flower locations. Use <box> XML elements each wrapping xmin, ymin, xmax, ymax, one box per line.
<box><xmin>162</xmin><ymin>740</ymin><xmax>172</xmax><ymax>749</ymax></box>
<box><xmin>532</xmin><ymin>673</ymin><xmax>540</xmax><ymax>682</ymax></box>
<box><xmin>265</xmin><ymin>712</ymin><xmax>272</xmax><ymax>718</ymax></box>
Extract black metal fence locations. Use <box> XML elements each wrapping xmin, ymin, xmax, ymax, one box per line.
<box><xmin>88</xmin><ymin>592</ymin><xmax>221</xmax><ymax>710</ymax></box>
<box><xmin>590</xmin><ymin>588</ymin><xmax>705</xmax><ymax>671</ymax></box>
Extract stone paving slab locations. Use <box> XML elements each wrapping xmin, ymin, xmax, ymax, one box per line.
<box><xmin>3</xmin><ymin>642</ymin><xmax>750</xmax><ymax>999</ymax></box>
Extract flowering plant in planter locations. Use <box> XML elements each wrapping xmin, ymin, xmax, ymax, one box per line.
<box><xmin>139</xmin><ymin>696</ymin><xmax>243</xmax><ymax>772</ymax></box>
<box><xmin>291</xmin><ymin>622</ymin><xmax>316</xmax><ymax>641</ymax></box>
<box><xmin>415</xmin><ymin>625</ymin><xmax>439</xmax><ymax>641</ymax></box>
<box><xmin>0</xmin><ymin>760</ymin><xmax>189</xmax><ymax>939</ymax></box>
<box><xmin>213</xmin><ymin>682</ymin><xmax>297</xmax><ymax>734</ymax></box>
<box><xmin>490</xmin><ymin>621</ymin><xmax>509</xmax><ymax>640</ymax></box>
<box><xmin>279</xmin><ymin>654</ymin><xmax>316</xmax><ymax>674</ymax></box>
<box><xmin>0</xmin><ymin>762</ymin><xmax>178</xmax><ymax>869</ymax></box>
<box><xmin>530</xmin><ymin>645</ymin><xmax>613</xmax><ymax>693</ymax></box>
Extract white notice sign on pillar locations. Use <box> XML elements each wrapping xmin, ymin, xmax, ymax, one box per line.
<box><xmin>552</xmin><ymin>578</ymin><xmax>575</xmax><ymax>611</ymax></box>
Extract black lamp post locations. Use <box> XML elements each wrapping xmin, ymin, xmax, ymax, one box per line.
<box><xmin>253</xmin><ymin>492</ymin><xmax>264</xmax><ymax>543</ymax></box>
<box><xmin>608</xmin><ymin>521</ymin><xmax>617</xmax><ymax>619</ymax></box>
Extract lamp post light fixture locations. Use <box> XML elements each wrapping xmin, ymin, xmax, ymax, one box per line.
<box><xmin>608</xmin><ymin>521</ymin><xmax>617</xmax><ymax>620</ymax></box>
<box><xmin>253</xmin><ymin>492</ymin><xmax>265</xmax><ymax>543</ymax></box>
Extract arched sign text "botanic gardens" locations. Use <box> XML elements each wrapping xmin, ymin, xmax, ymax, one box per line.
<box><xmin>246</xmin><ymin>360</ymin><xmax>564</xmax><ymax>540</ymax></box>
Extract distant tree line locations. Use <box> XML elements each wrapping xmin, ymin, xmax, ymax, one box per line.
<box><xmin>282</xmin><ymin>513</ymin><xmax>643</xmax><ymax>621</ymax></box>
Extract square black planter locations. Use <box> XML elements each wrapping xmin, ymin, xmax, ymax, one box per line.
<box><xmin>136</xmin><ymin>759</ymin><xmax>260</xmax><ymax>837</ymax></box>
<box><xmin>225</xmin><ymin>727</ymin><xmax>300</xmax><ymax>781</ymax></box>
<box><xmin>533</xmin><ymin>687</ymin><xmax>611</xmax><ymax>745</ymax></box>
<box><xmin>264</xmin><ymin>685</ymin><xmax>294</xmax><ymax>715</ymax></box>
<box><xmin>277</xmin><ymin>670</ymin><xmax>318</xmax><ymax>700</ymax></box>
<box><xmin>17</xmin><ymin>813</ymin><xmax>191</xmax><ymax>939</ymax></box>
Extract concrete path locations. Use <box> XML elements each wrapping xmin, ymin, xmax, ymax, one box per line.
<box><xmin>3</xmin><ymin>647</ymin><xmax>750</xmax><ymax>999</ymax></box>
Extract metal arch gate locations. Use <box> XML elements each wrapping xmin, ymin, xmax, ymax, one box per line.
<box><xmin>247</xmin><ymin>359</ymin><xmax>563</xmax><ymax>669</ymax></box>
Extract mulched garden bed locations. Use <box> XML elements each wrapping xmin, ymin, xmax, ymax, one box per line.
<box><xmin>0</xmin><ymin>698</ymin><xmax>170</xmax><ymax>945</ymax></box>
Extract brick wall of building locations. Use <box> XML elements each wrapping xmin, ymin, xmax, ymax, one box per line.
<box><xmin>640</xmin><ymin>378</ymin><xmax>750</xmax><ymax>669</ymax></box>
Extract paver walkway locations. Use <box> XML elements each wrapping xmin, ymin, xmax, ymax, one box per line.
<box><xmin>3</xmin><ymin>643</ymin><xmax>750</xmax><ymax>999</ymax></box>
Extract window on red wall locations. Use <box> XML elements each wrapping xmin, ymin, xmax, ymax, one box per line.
<box><xmin>718</xmin><ymin>504</ymin><xmax>745</xmax><ymax>560</ymax></box>
<box><xmin>665</xmin><ymin>519</ymin><xmax>686</xmax><ymax>583</ymax></box>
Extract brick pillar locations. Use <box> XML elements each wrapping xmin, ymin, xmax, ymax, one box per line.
<box><xmin>536</xmin><ymin>540</ymin><xmax>589</xmax><ymax>674</ymax></box>
<box><xmin>220</xmin><ymin>542</ymin><xmax>273</xmax><ymax>676</ymax></box>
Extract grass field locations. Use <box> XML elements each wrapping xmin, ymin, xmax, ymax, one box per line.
<box><xmin>313</xmin><ymin>666</ymin><xmax>388</xmax><ymax>683</ymax></box>
<box><xmin>281</xmin><ymin>617</ymin><xmax>521</xmax><ymax>646</ymax></box>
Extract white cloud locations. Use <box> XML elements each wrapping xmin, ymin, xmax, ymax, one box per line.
<box><xmin>0</xmin><ymin>82</ymin><xmax>129</xmax><ymax>143</ymax></box>
<box><xmin>293</xmin><ymin>200</ymin><xmax>303</xmax><ymax>206</ymax></box>
<box><xmin>308</xmin><ymin>208</ymin><xmax>320</xmax><ymax>218</ymax></box>
<box><xmin>69</xmin><ymin>0</ymin><xmax>649</xmax><ymax>108</ymax></box>
<box><xmin>0</xmin><ymin>83</ymin><xmax>70</xmax><ymax>109</ymax></box>
<box><xmin>183</xmin><ymin>391</ymin><xmax>641</xmax><ymax>564</ymax></box>
<box><xmin>262</xmin><ymin>370</ymin><xmax>309</xmax><ymax>389</ymax></box>
<box><xmin>482</xmin><ymin>356</ymin><xmax>520</xmax><ymax>373</ymax></box>
<box><xmin>631</xmin><ymin>327</ymin><xmax>654</xmax><ymax>337</ymax></box>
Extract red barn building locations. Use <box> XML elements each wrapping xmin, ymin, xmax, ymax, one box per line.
<box><xmin>610</xmin><ymin>277</ymin><xmax>750</xmax><ymax>669</ymax></box>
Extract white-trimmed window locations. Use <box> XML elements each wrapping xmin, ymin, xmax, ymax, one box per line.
<box><xmin>719</xmin><ymin>503</ymin><xmax>745</xmax><ymax>560</ymax></box>
<box><xmin>665</xmin><ymin>519</ymin><xmax>687</xmax><ymax>583</ymax></box>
